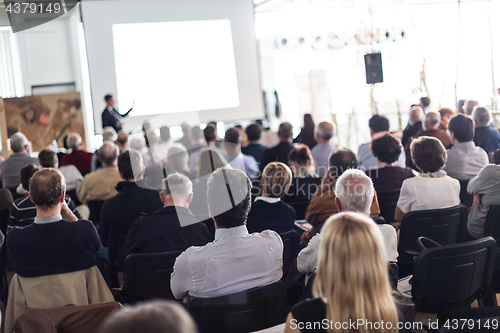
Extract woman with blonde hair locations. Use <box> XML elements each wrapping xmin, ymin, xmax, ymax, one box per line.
<box><xmin>285</xmin><ymin>212</ymin><xmax>413</xmax><ymax>333</ymax></box>
<box><xmin>246</xmin><ymin>162</ymin><xmax>296</xmax><ymax>233</ymax></box>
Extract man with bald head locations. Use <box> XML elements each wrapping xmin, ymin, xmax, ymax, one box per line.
<box><xmin>472</xmin><ymin>106</ymin><xmax>500</xmax><ymax>154</ymax></box>
<box><xmin>465</xmin><ymin>100</ymin><xmax>479</xmax><ymax>116</ymax></box>
<box><xmin>311</xmin><ymin>121</ymin><xmax>335</xmax><ymax>177</ymax></box>
<box><xmin>76</xmin><ymin>141</ymin><xmax>122</xmax><ymax>204</ymax></box>
<box><xmin>402</xmin><ymin>106</ymin><xmax>424</xmax><ymax>147</ymax></box>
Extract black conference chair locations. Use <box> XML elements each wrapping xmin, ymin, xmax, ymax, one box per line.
<box><xmin>283</xmin><ymin>178</ymin><xmax>322</xmax><ymax>220</ymax></box>
<box><xmin>279</xmin><ymin>229</ymin><xmax>301</xmax><ymax>280</ymax></box>
<box><xmin>459</xmin><ymin>179</ymin><xmax>473</xmax><ymax>208</ymax></box>
<box><xmin>398</xmin><ymin>205</ymin><xmax>468</xmax><ymax>277</ymax></box>
<box><xmin>412</xmin><ymin>237</ymin><xmax>497</xmax><ymax>318</ymax></box>
<box><xmin>388</xmin><ymin>262</ymin><xmax>399</xmax><ymax>290</ymax></box>
<box><xmin>187</xmin><ymin>282</ymin><xmax>288</xmax><ymax>333</ymax></box>
<box><xmin>377</xmin><ymin>189</ymin><xmax>401</xmax><ymax>223</ymax></box>
<box><xmin>483</xmin><ymin>205</ymin><xmax>500</xmax><ymax>293</ymax></box>
<box><xmin>87</xmin><ymin>200</ymin><xmax>105</xmax><ymax>226</ymax></box>
<box><xmin>123</xmin><ymin>250</ymin><xmax>183</xmax><ymax>303</ymax></box>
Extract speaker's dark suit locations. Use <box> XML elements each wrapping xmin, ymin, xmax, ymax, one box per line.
<box><xmin>101</xmin><ymin>107</ymin><xmax>132</xmax><ymax>132</ymax></box>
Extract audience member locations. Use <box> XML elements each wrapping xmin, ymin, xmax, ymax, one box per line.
<box><xmin>260</xmin><ymin>122</ymin><xmax>294</xmax><ymax>172</ymax></box>
<box><xmin>0</xmin><ymin>132</ymin><xmax>38</xmax><ymax>191</ymax></box>
<box><xmin>444</xmin><ymin>114</ymin><xmax>489</xmax><ymax>180</ymax></box>
<box><xmin>395</xmin><ymin>136</ymin><xmax>460</xmax><ymax>223</ymax></box>
<box><xmin>175</xmin><ymin>123</ymin><xmax>193</xmax><ymax>151</ymax></box>
<box><xmin>99</xmin><ymin>300</ymin><xmax>198</xmax><ymax>333</ymax></box>
<box><xmin>61</xmin><ymin>133</ymin><xmax>93</xmax><ymax>175</ymax></box>
<box><xmin>310</xmin><ymin>121</ymin><xmax>335</xmax><ymax>177</ymax></box>
<box><xmin>76</xmin><ymin>142</ymin><xmax>122</xmax><ymax>204</ymax></box>
<box><xmin>188</xmin><ymin>125</ymin><xmax>225</xmax><ymax>173</ymax></box>
<box><xmin>366</xmin><ymin>134</ymin><xmax>414</xmax><ymax>191</ymax></box>
<box><xmin>116</xmin><ymin>132</ymin><xmax>129</xmax><ymax>154</ymax></box>
<box><xmin>223</xmin><ymin>128</ymin><xmax>259</xmax><ymax>180</ymax></box>
<box><xmin>247</xmin><ymin>162</ymin><xmax>295</xmax><ymax>233</ymax></box>
<box><xmin>171</xmin><ymin>168</ymin><xmax>283</xmax><ymax>299</ymax></box>
<box><xmin>92</xmin><ymin>127</ymin><xmax>118</xmax><ymax>172</ymax></box>
<box><xmin>472</xmin><ymin>106</ymin><xmax>500</xmax><ymax>154</ymax></box>
<box><xmin>118</xmin><ymin>173</ymin><xmax>211</xmax><ymax>269</ymax></box>
<box><xmin>167</xmin><ymin>145</ymin><xmax>195</xmax><ymax>179</ymax></box>
<box><xmin>241</xmin><ymin>123</ymin><xmax>268</xmax><ymax>164</ymax></box>
<box><xmin>288</xmin><ymin>145</ymin><xmax>317</xmax><ymax>178</ymax></box>
<box><xmin>457</xmin><ymin>99</ymin><xmax>466</xmax><ymax>114</ymax></box>
<box><xmin>293</xmin><ymin>113</ymin><xmax>316</xmax><ymax>149</ymax></box>
<box><xmin>39</xmin><ymin>148</ymin><xmax>83</xmax><ymax>191</ymax></box>
<box><xmin>99</xmin><ymin>150</ymin><xmax>163</xmax><ymax>269</ymax></box>
<box><xmin>438</xmin><ymin>107</ymin><xmax>454</xmax><ymax>130</ymax></box>
<box><xmin>297</xmin><ymin>170</ymin><xmax>398</xmax><ymax>276</ymax></box>
<box><xmin>420</xmin><ymin>96</ymin><xmax>431</xmax><ymax>112</ymax></box>
<box><xmin>465</xmin><ymin>100</ymin><xmax>479</xmax><ymax>115</ymax></box>
<box><xmin>286</xmin><ymin>212</ymin><xmax>413</xmax><ymax>333</ymax></box>
<box><xmin>358</xmin><ymin>115</ymin><xmax>405</xmax><ymax>170</ymax></box>
<box><xmin>401</xmin><ymin>106</ymin><xmax>424</xmax><ymax>147</ymax></box>
<box><xmin>7</xmin><ymin>169</ymin><xmax>99</xmax><ymax>277</ymax></box>
<box><xmin>155</xmin><ymin>126</ymin><xmax>173</xmax><ymax>161</ymax></box>
<box><xmin>189</xmin><ymin>126</ymin><xmax>204</xmax><ymax>155</ymax></box>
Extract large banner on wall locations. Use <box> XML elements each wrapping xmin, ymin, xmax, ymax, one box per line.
<box><xmin>1</xmin><ymin>92</ymin><xmax>86</xmax><ymax>153</ymax></box>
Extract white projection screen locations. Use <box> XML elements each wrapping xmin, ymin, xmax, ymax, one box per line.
<box><xmin>81</xmin><ymin>0</ymin><xmax>264</xmax><ymax>134</ymax></box>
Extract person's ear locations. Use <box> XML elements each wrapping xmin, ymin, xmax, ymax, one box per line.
<box><xmin>28</xmin><ymin>192</ymin><xmax>34</xmax><ymax>204</ymax></box>
<box><xmin>335</xmin><ymin>197</ymin><xmax>342</xmax><ymax>212</ymax></box>
<box><xmin>371</xmin><ymin>194</ymin><xmax>376</xmax><ymax>207</ymax></box>
<box><xmin>60</xmin><ymin>191</ymin><xmax>66</xmax><ymax>204</ymax></box>
<box><xmin>159</xmin><ymin>192</ymin><xmax>165</xmax><ymax>204</ymax></box>
<box><xmin>187</xmin><ymin>193</ymin><xmax>193</xmax><ymax>204</ymax></box>
<box><xmin>119</xmin><ymin>172</ymin><xmax>124</xmax><ymax>180</ymax></box>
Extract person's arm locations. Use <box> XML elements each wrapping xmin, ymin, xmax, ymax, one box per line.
<box><xmin>66</xmin><ymin>196</ymin><xmax>81</xmax><ymax>219</ymax></box>
<box><xmin>61</xmin><ymin>201</ymin><xmax>78</xmax><ymax>221</ymax></box>
<box><xmin>297</xmin><ymin>233</ymin><xmax>321</xmax><ymax>274</ymax></box>
<box><xmin>394</xmin><ymin>180</ymin><xmax>412</xmax><ymax>223</ymax></box>
<box><xmin>284</xmin><ymin>313</ymin><xmax>301</xmax><ymax>332</ymax></box>
<box><xmin>76</xmin><ymin>177</ymin><xmax>87</xmax><ymax>204</ymax></box>
<box><xmin>394</xmin><ymin>206</ymin><xmax>405</xmax><ymax>223</ymax></box>
<box><xmin>170</xmin><ymin>251</ymin><xmax>193</xmax><ymax>299</ymax></box>
<box><xmin>467</xmin><ymin>165</ymin><xmax>490</xmax><ymax>195</ymax></box>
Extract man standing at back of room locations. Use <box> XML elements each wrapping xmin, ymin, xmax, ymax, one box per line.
<box><xmin>101</xmin><ymin>94</ymin><xmax>133</xmax><ymax>133</ymax></box>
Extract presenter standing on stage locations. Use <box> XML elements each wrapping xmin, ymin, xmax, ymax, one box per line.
<box><xmin>101</xmin><ymin>94</ymin><xmax>133</xmax><ymax>132</ymax></box>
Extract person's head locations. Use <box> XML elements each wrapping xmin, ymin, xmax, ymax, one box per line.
<box><xmin>409</xmin><ymin>106</ymin><xmax>425</xmax><ymax>125</ymax></box>
<box><xmin>20</xmin><ymin>164</ymin><xmax>38</xmax><ymax>191</ymax></box>
<box><xmin>67</xmin><ymin>133</ymin><xmax>82</xmax><ymax>151</ymax></box>
<box><xmin>224</xmin><ymin>128</ymin><xmax>242</xmax><ymax>155</ymax></box>
<box><xmin>303</xmin><ymin>113</ymin><xmax>315</xmax><ymax>129</ymax></box>
<box><xmin>438</xmin><ymin>108</ymin><xmax>454</xmax><ymax>129</ymax></box>
<box><xmin>10</xmin><ymin>132</ymin><xmax>29</xmax><ymax>153</ymax></box>
<box><xmin>129</xmin><ymin>137</ymin><xmax>144</xmax><ymax>151</ymax></box>
<box><xmin>203</xmin><ymin>125</ymin><xmax>217</xmax><ymax>144</ymax></box>
<box><xmin>38</xmin><ymin>149</ymin><xmax>57</xmax><ymax>168</ymax></box>
<box><xmin>29</xmin><ymin>168</ymin><xmax>66</xmax><ymax>211</ymax></box>
<box><xmin>191</xmin><ymin>126</ymin><xmax>203</xmax><ymax>144</ymax></box>
<box><xmin>245</xmin><ymin>124</ymin><xmax>261</xmax><ymax>143</ymax></box>
<box><xmin>160</xmin><ymin>126</ymin><xmax>171</xmax><ymax>143</ymax></box>
<box><xmin>98</xmin><ymin>300</ymin><xmax>198</xmax><ymax>333</ymax></box>
<box><xmin>207</xmin><ymin>168</ymin><xmax>251</xmax><ymax>228</ymax></box>
<box><xmin>420</xmin><ymin>96</ymin><xmax>431</xmax><ymax>108</ymax></box>
<box><xmin>103</xmin><ymin>127</ymin><xmax>118</xmax><ymax>142</ymax></box>
<box><xmin>161</xmin><ymin>172</ymin><xmax>193</xmax><ymax>208</ymax></box>
<box><xmin>457</xmin><ymin>99</ymin><xmax>466</xmax><ymax>114</ymax></box>
<box><xmin>104</xmin><ymin>94</ymin><xmax>114</xmax><ymax>107</ymax></box>
<box><xmin>278</xmin><ymin>122</ymin><xmax>293</xmax><ymax>141</ymax></box>
<box><xmin>472</xmin><ymin>106</ymin><xmax>490</xmax><ymax>127</ymax></box>
<box><xmin>368</xmin><ymin>115</ymin><xmax>390</xmax><ymax>137</ymax></box>
<box><xmin>423</xmin><ymin>111</ymin><xmax>441</xmax><ymax>131</ymax></box>
<box><xmin>98</xmin><ymin>141</ymin><xmax>119</xmax><ymax>166</ymax></box>
<box><xmin>261</xmin><ymin>162</ymin><xmax>292</xmax><ymax>198</ymax></box>
<box><xmin>117</xmin><ymin>132</ymin><xmax>128</xmax><ymax>148</ymax></box>
<box><xmin>334</xmin><ymin>169</ymin><xmax>375</xmax><ymax>216</ymax></box>
<box><xmin>371</xmin><ymin>134</ymin><xmax>401</xmax><ymax>164</ymax></box>
<box><xmin>167</xmin><ymin>145</ymin><xmax>189</xmax><ymax>173</ymax></box>
<box><xmin>448</xmin><ymin>114</ymin><xmax>474</xmax><ymax>144</ymax></box>
<box><xmin>313</xmin><ymin>212</ymin><xmax>398</xmax><ymax>330</ymax></box>
<box><xmin>314</xmin><ymin>121</ymin><xmax>335</xmax><ymax>144</ymax></box>
<box><xmin>410</xmin><ymin>136</ymin><xmax>447</xmax><ymax>173</ymax></box>
<box><xmin>181</xmin><ymin>123</ymin><xmax>191</xmax><ymax>137</ymax></box>
<box><xmin>328</xmin><ymin>149</ymin><xmax>358</xmax><ymax>178</ymax></box>
<box><xmin>118</xmin><ymin>149</ymin><xmax>144</xmax><ymax>181</ymax></box>
<box><xmin>465</xmin><ymin>100</ymin><xmax>479</xmax><ymax>115</ymax></box>
<box><xmin>197</xmin><ymin>149</ymin><xmax>228</xmax><ymax>178</ymax></box>
<box><xmin>288</xmin><ymin>145</ymin><xmax>315</xmax><ymax>177</ymax></box>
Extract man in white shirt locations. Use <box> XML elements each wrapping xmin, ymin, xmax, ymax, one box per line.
<box><xmin>443</xmin><ymin>114</ymin><xmax>489</xmax><ymax>180</ymax></box>
<box><xmin>311</xmin><ymin>122</ymin><xmax>335</xmax><ymax>177</ymax></box>
<box><xmin>223</xmin><ymin>128</ymin><xmax>259</xmax><ymax>180</ymax></box>
<box><xmin>297</xmin><ymin>169</ymin><xmax>398</xmax><ymax>274</ymax></box>
<box><xmin>170</xmin><ymin>168</ymin><xmax>283</xmax><ymax>299</ymax></box>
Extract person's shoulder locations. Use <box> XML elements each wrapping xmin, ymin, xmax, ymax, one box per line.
<box><xmin>254</xmin><ymin>228</ymin><xmax>282</xmax><ymax>242</ymax></box>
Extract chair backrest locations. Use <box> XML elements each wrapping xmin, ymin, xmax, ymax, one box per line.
<box><xmin>279</xmin><ymin>229</ymin><xmax>300</xmax><ymax>279</ymax></box>
<box><xmin>387</xmin><ymin>262</ymin><xmax>399</xmax><ymax>290</ymax></box>
<box><xmin>87</xmin><ymin>200</ymin><xmax>105</xmax><ymax>226</ymax></box>
<box><xmin>187</xmin><ymin>282</ymin><xmax>288</xmax><ymax>333</ymax></box>
<box><xmin>459</xmin><ymin>179</ymin><xmax>473</xmax><ymax>208</ymax></box>
<box><xmin>412</xmin><ymin>237</ymin><xmax>496</xmax><ymax>314</ymax></box>
<box><xmin>483</xmin><ymin>205</ymin><xmax>500</xmax><ymax>242</ymax></box>
<box><xmin>123</xmin><ymin>250</ymin><xmax>183</xmax><ymax>302</ymax></box>
<box><xmin>376</xmin><ymin>189</ymin><xmax>401</xmax><ymax>223</ymax></box>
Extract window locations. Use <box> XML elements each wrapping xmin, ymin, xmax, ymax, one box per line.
<box><xmin>0</xmin><ymin>28</ymin><xmax>24</xmax><ymax>98</ymax></box>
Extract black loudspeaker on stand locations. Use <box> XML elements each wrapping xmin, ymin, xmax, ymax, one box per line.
<box><xmin>364</xmin><ymin>53</ymin><xmax>383</xmax><ymax>84</ymax></box>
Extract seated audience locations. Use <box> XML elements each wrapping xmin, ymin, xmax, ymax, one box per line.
<box><xmin>7</xmin><ymin>168</ymin><xmax>100</xmax><ymax>278</ymax></box>
<box><xmin>9</xmin><ymin>164</ymin><xmax>81</xmax><ymax>229</ymax></box>
<box><xmin>288</xmin><ymin>145</ymin><xmax>317</xmax><ymax>178</ymax></box>
<box><xmin>175</xmin><ymin>123</ymin><xmax>193</xmax><ymax>152</ymax></box>
<box><xmin>260</xmin><ymin>122</ymin><xmax>294</xmax><ymax>172</ymax></box>
<box><xmin>188</xmin><ymin>125</ymin><xmax>225</xmax><ymax>174</ymax></box>
<box><xmin>443</xmin><ymin>114</ymin><xmax>489</xmax><ymax>180</ymax></box>
<box><xmin>472</xmin><ymin>106</ymin><xmax>500</xmax><ymax>154</ymax></box>
<box><xmin>365</xmin><ymin>134</ymin><xmax>414</xmax><ymax>192</ymax></box>
<box><xmin>293</xmin><ymin>113</ymin><xmax>317</xmax><ymax>149</ymax></box>
<box><xmin>99</xmin><ymin>150</ymin><xmax>163</xmax><ymax>269</ymax></box>
<box><xmin>401</xmin><ymin>106</ymin><xmax>424</xmax><ymax>147</ymax></box>
<box><xmin>92</xmin><ymin>127</ymin><xmax>118</xmax><ymax>172</ymax></box>
<box><xmin>420</xmin><ymin>96</ymin><xmax>431</xmax><ymax>112</ymax></box>
<box><xmin>61</xmin><ymin>133</ymin><xmax>93</xmax><ymax>175</ymax></box>
<box><xmin>465</xmin><ymin>99</ymin><xmax>479</xmax><ymax>115</ymax></box>
<box><xmin>155</xmin><ymin>126</ymin><xmax>173</xmax><ymax>161</ymax></box>
<box><xmin>304</xmin><ymin>149</ymin><xmax>380</xmax><ymax>244</ymax></box>
<box><xmin>171</xmin><ymin>168</ymin><xmax>283</xmax><ymax>299</ymax></box>
<box><xmin>99</xmin><ymin>300</ymin><xmax>197</xmax><ymax>333</ymax></box>
<box><xmin>241</xmin><ymin>123</ymin><xmax>268</xmax><ymax>164</ymax></box>
<box><xmin>189</xmin><ymin>126</ymin><xmax>204</xmax><ymax>155</ymax></box>
<box><xmin>456</xmin><ymin>99</ymin><xmax>466</xmax><ymax>114</ymax></box>
<box><xmin>438</xmin><ymin>107</ymin><xmax>455</xmax><ymax>130</ymax></box>
<box><xmin>297</xmin><ymin>169</ymin><xmax>398</xmax><ymax>275</ymax></box>
<box><xmin>247</xmin><ymin>162</ymin><xmax>295</xmax><ymax>233</ymax></box>
<box><xmin>76</xmin><ymin>142</ymin><xmax>122</xmax><ymax>204</ymax></box>
<box><xmin>118</xmin><ymin>173</ymin><xmax>210</xmax><ymax>269</ymax></box>
<box><xmin>39</xmin><ymin>149</ymin><xmax>83</xmax><ymax>191</ymax></box>
<box><xmin>358</xmin><ymin>115</ymin><xmax>405</xmax><ymax>170</ymax></box>
<box><xmin>0</xmin><ymin>132</ymin><xmax>38</xmax><ymax>191</ymax></box>
<box><xmin>223</xmin><ymin>128</ymin><xmax>259</xmax><ymax>180</ymax></box>
<box><xmin>286</xmin><ymin>212</ymin><xmax>413</xmax><ymax>333</ymax></box>
<box><xmin>166</xmin><ymin>145</ymin><xmax>196</xmax><ymax>179</ymax></box>
<box><xmin>395</xmin><ymin>136</ymin><xmax>460</xmax><ymax>223</ymax></box>
<box><xmin>310</xmin><ymin>121</ymin><xmax>335</xmax><ymax>177</ymax></box>
<box><xmin>116</xmin><ymin>131</ymin><xmax>129</xmax><ymax>154</ymax></box>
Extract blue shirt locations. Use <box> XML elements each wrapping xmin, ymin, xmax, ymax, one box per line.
<box><xmin>473</xmin><ymin>126</ymin><xmax>500</xmax><ymax>153</ymax></box>
<box><xmin>311</xmin><ymin>144</ymin><xmax>335</xmax><ymax>177</ymax></box>
<box><xmin>358</xmin><ymin>142</ymin><xmax>406</xmax><ymax>171</ymax></box>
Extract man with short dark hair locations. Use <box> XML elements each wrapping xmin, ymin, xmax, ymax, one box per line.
<box><xmin>188</xmin><ymin>125</ymin><xmax>225</xmax><ymax>174</ymax></box>
<box><xmin>0</xmin><ymin>132</ymin><xmax>38</xmax><ymax>191</ymax></box>
<box><xmin>311</xmin><ymin>121</ymin><xmax>335</xmax><ymax>177</ymax></box>
<box><xmin>116</xmin><ymin>132</ymin><xmax>129</xmax><ymax>154</ymax></box>
<box><xmin>402</xmin><ymin>106</ymin><xmax>424</xmax><ymax>147</ymax></box>
<box><xmin>420</xmin><ymin>96</ymin><xmax>431</xmax><ymax>112</ymax></box>
<box><xmin>224</xmin><ymin>128</ymin><xmax>258</xmax><ymax>179</ymax></box>
<box><xmin>241</xmin><ymin>124</ymin><xmax>268</xmax><ymax>164</ymax></box>
<box><xmin>39</xmin><ymin>149</ymin><xmax>83</xmax><ymax>191</ymax></box>
<box><xmin>171</xmin><ymin>168</ymin><xmax>283</xmax><ymax>299</ymax></box>
<box><xmin>472</xmin><ymin>107</ymin><xmax>500</xmax><ymax>154</ymax></box>
<box><xmin>444</xmin><ymin>114</ymin><xmax>489</xmax><ymax>180</ymax></box>
<box><xmin>260</xmin><ymin>122</ymin><xmax>294</xmax><ymax>172</ymax></box>
<box><xmin>101</xmin><ymin>94</ymin><xmax>133</xmax><ymax>132</ymax></box>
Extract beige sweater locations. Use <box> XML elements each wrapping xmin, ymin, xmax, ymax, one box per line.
<box><xmin>76</xmin><ymin>167</ymin><xmax>122</xmax><ymax>204</ymax></box>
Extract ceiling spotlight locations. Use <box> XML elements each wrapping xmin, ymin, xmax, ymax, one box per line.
<box><xmin>275</xmin><ymin>36</ymin><xmax>294</xmax><ymax>49</ymax></box>
<box><xmin>393</xmin><ymin>28</ymin><xmax>405</xmax><ymax>42</ymax></box>
<box><xmin>329</xmin><ymin>34</ymin><xmax>344</xmax><ymax>49</ymax></box>
<box><xmin>296</xmin><ymin>35</ymin><xmax>310</xmax><ymax>48</ymax></box>
<box><xmin>312</xmin><ymin>34</ymin><xmax>329</xmax><ymax>49</ymax></box>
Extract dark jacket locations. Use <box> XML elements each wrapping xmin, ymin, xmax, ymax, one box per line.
<box><xmin>242</xmin><ymin>143</ymin><xmax>268</xmax><ymax>164</ymax></box>
<box><xmin>366</xmin><ymin>166</ymin><xmax>414</xmax><ymax>192</ymax></box>
<box><xmin>260</xmin><ymin>142</ymin><xmax>294</xmax><ymax>172</ymax></box>
<box><xmin>474</xmin><ymin>125</ymin><xmax>500</xmax><ymax>153</ymax></box>
<box><xmin>101</xmin><ymin>107</ymin><xmax>132</xmax><ymax>132</ymax></box>
<box><xmin>402</xmin><ymin>121</ymin><xmax>423</xmax><ymax>147</ymax></box>
<box><xmin>117</xmin><ymin>206</ymin><xmax>211</xmax><ymax>269</ymax></box>
<box><xmin>246</xmin><ymin>199</ymin><xmax>296</xmax><ymax>234</ymax></box>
